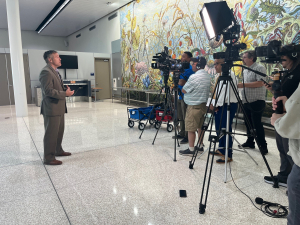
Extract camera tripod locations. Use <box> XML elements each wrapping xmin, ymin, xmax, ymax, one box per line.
<box><xmin>188</xmin><ymin>63</ymin><xmax>278</xmax><ymax>214</ymax></box>
<box><xmin>139</xmin><ymin>72</ymin><xmax>181</xmax><ymax>161</ymax></box>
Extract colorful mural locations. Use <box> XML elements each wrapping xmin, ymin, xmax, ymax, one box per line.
<box><xmin>120</xmin><ymin>0</ymin><xmax>300</xmax><ymax>90</ymax></box>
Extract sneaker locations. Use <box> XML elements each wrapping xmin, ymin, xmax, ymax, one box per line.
<box><xmin>238</xmin><ymin>142</ymin><xmax>255</xmax><ymax>149</ymax></box>
<box><xmin>180</xmin><ymin>137</ymin><xmax>188</xmax><ymax>144</ymax></box>
<box><xmin>172</xmin><ymin>135</ymin><xmax>184</xmax><ymax>139</ymax></box>
<box><xmin>195</xmin><ymin>146</ymin><xmax>204</xmax><ymax>152</ymax></box>
<box><xmin>179</xmin><ymin>149</ymin><xmax>195</xmax><ymax>156</ymax></box>
<box><xmin>264</xmin><ymin>175</ymin><xmax>287</xmax><ymax>187</ymax></box>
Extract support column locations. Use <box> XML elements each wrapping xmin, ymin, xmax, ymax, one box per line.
<box><xmin>6</xmin><ymin>0</ymin><xmax>28</xmax><ymax>117</ymax></box>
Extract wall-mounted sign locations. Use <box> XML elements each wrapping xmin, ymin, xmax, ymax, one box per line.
<box><xmin>90</xmin><ymin>73</ymin><xmax>94</xmax><ymax>76</ymax></box>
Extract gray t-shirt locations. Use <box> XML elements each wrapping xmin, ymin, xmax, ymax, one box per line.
<box><xmin>241</xmin><ymin>62</ymin><xmax>267</xmax><ymax>103</ymax></box>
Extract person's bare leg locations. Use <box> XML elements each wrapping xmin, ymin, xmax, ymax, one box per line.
<box><xmin>196</xmin><ymin>128</ymin><xmax>204</xmax><ymax>146</ymax></box>
<box><xmin>188</xmin><ymin>131</ymin><xmax>196</xmax><ymax>150</ymax></box>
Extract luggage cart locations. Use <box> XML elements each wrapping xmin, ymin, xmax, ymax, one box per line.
<box><xmin>127</xmin><ymin>106</ymin><xmax>156</xmax><ymax>130</ymax></box>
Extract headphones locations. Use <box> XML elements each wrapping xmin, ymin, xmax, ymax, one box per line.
<box><xmin>196</xmin><ymin>57</ymin><xmax>206</xmax><ymax>69</ymax></box>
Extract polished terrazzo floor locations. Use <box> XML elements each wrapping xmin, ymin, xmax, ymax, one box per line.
<box><xmin>0</xmin><ymin>100</ymin><xmax>288</xmax><ymax>225</ymax></box>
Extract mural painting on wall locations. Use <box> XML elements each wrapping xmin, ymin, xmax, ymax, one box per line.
<box><xmin>120</xmin><ymin>0</ymin><xmax>300</xmax><ymax>91</ymax></box>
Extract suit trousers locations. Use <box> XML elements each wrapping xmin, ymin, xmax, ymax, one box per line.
<box><xmin>43</xmin><ymin>114</ymin><xmax>65</xmax><ymax>163</ymax></box>
<box><xmin>276</xmin><ymin>131</ymin><xmax>294</xmax><ymax>181</ymax></box>
<box><xmin>178</xmin><ymin>99</ymin><xmax>188</xmax><ymax>138</ymax></box>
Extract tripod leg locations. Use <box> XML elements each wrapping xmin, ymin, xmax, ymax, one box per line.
<box><xmin>231</xmin><ymin>135</ymin><xmax>258</xmax><ymax>165</ymax></box>
<box><xmin>139</xmin><ymin>88</ymin><xmax>163</xmax><ymax>139</ymax></box>
<box><xmin>229</xmin><ymin>79</ymin><xmax>278</xmax><ymax>188</ymax></box>
<box><xmin>189</xmin><ymin>81</ymin><xmax>225</xmax><ymax>169</ymax></box>
<box><xmin>152</xmin><ymin>87</ymin><xmax>171</xmax><ymax>145</ymax></box>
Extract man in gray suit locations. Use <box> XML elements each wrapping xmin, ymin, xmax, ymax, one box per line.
<box><xmin>39</xmin><ymin>50</ymin><xmax>74</xmax><ymax>165</ymax></box>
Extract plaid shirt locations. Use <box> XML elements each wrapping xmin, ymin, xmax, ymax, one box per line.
<box><xmin>183</xmin><ymin>69</ymin><xmax>210</xmax><ymax>105</ymax></box>
<box><xmin>241</xmin><ymin>62</ymin><xmax>267</xmax><ymax>103</ymax></box>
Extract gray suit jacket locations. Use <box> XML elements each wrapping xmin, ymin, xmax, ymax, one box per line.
<box><xmin>39</xmin><ymin>65</ymin><xmax>67</xmax><ymax>116</ymax></box>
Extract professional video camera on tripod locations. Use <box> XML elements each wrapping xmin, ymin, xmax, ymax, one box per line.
<box><xmin>138</xmin><ymin>46</ymin><xmax>190</xmax><ymax>161</ymax></box>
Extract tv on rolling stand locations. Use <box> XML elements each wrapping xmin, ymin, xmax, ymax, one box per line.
<box><xmin>58</xmin><ymin>55</ymin><xmax>78</xmax><ymax>78</ymax></box>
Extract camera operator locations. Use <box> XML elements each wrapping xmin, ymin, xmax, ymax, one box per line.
<box><xmin>271</xmin><ymin>84</ymin><xmax>300</xmax><ymax>225</ymax></box>
<box><xmin>264</xmin><ymin>48</ymin><xmax>300</xmax><ymax>187</ymax></box>
<box><xmin>173</xmin><ymin>51</ymin><xmax>194</xmax><ymax>144</ymax></box>
<box><xmin>209</xmin><ymin>58</ymin><xmax>238</xmax><ymax>163</ymax></box>
<box><xmin>237</xmin><ymin>50</ymin><xmax>268</xmax><ymax>155</ymax></box>
<box><xmin>179</xmin><ymin>57</ymin><xmax>210</xmax><ymax>156</ymax></box>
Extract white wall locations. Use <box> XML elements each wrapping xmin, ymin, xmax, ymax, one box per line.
<box><xmin>67</xmin><ymin>12</ymin><xmax>121</xmax><ymax>54</ymax></box>
<box><xmin>27</xmin><ymin>49</ymin><xmax>110</xmax><ymax>101</ymax></box>
<box><xmin>0</xmin><ymin>29</ymin><xmax>68</xmax><ymax>51</ymax></box>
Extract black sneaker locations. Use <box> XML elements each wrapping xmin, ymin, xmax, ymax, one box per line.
<box><xmin>238</xmin><ymin>142</ymin><xmax>255</xmax><ymax>149</ymax></box>
<box><xmin>172</xmin><ymin>135</ymin><xmax>184</xmax><ymax>139</ymax></box>
<box><xmin>179</xmin><ymin>149</ymin><xmax>195</xmax><ymax>156</ymax></box>
<box><xmin>264</xmin><ymin>175</ymin><xmax>287</xmax><ymax>187</ymax></box>
<box><xmin>195</xmin><ymin>146</ymin><xmax>204</xmax><ymax>152</ymax></box>
<box><xmin>180</xmin><ymin>137</ymin><xmax>188</xmax><ymax>144</ymax></box>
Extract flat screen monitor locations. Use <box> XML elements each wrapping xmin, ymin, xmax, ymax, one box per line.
<box><xmin>59</xmin><ymin>55</ymin><xmax>78</xmax><ymax>69</ymax></box>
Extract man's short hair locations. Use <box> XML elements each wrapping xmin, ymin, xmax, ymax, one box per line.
<box><xmin>191</xmin><ymin>57</ymin><xmax>207</xmax><ymax>69</ymax></box>
<box><xmin>245</xmin><ymin>50</ymin><xmax>257</xmax><ymax>62</ymax></box>
<box><xmin>43</xmin><ymin>50</ymin><xmax>57</xmax><ymax>64</ymax></box>
<box><xmin>184</xmin><ymin>51</ymin><xmax>193</xmax><ymax>58</ymax></box>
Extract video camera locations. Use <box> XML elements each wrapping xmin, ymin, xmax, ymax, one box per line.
<box><xmin>255</xmin><ymin>40</ymin><xmax>300</xmax><ymax>64</ymax></box>
<box><xmin>151</xmin><ymin>46</ymin><xmax>190</xmax><ymax>86</ymax></box>
<box><xmin>213</xmin><ymin>25</ymin><xmax>247</xmax><ymax>62</ymax></box>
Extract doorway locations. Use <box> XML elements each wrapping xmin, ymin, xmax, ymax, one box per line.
<box><xmin>0</xmin><ymin>53</ymin><xmax>32</xmax><ymax>106</ymax></box>
<box><xmin>94</xmin><ymin>58</ymin><xmax>111</xmax><ymax>100</ymax></box>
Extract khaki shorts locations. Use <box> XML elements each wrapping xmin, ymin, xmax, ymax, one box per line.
<box><xmin>185</xmin><ymin>103</ymin><xmax>207</xmax><ymax>132</ymax></box>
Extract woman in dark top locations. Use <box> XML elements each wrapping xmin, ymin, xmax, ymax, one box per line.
<box><xmin>264</xmin><ymin>50</ymin><xmax>300</xmax><ymax>187</ymax></box>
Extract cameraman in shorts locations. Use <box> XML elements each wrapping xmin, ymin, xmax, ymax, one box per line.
<box><xmin>179</xmin><ymin>57</ymin><xmax>210</xmax><ymax>156</ymax></box>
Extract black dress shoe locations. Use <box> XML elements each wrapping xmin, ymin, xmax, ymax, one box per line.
<box><xmin>172</xmin><ymin>135</ymin><xmax>184</xmax><ymax>139</ymax></box>
<box><xmin>180</xmin><ymin>137</ymin><xmax>188</xmax><ymax>144</ymax></box>
<box><xmin>44</xmin><ymin>160</ymin><xmax>62</xmax><ymax>165</ymax></box>
<box><xmin>56</xmin><ymin>152</ymin><xmax>71</xmax><ymax>156</ymax></box>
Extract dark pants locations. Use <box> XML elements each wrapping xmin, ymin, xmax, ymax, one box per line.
<box><xmin>243</xmin><ymin>100</ymin><xmax>267</xmax><ymax>148</ymax></box>
<box><xmin>43</xmin><ymin>115</ymin><xmax>65</xmax><ymax>163</ymax></box>
<box><xmin>287</xmin><ymin>164</ymin><xmax>300</xmax><ymax>225</ymax></box>
<box><xmin>178</xmin><ymin>99</ymin><xmax>188</xmax><ymax>138</ymax></box>
<box><xmin>276</xmin><ymin>131</ymin><xmax>294</xmax><ymax>182</ymax></box>
<box><xmin>215</xmin><ymin>103</ymin><xmax>238</xmax><ymax>158</ymax></box>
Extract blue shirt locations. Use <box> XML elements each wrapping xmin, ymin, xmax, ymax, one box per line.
<box><xmin>178</xmin><ymin>65</ymin><xmax>194</xmax><ymax>100</ymax></box>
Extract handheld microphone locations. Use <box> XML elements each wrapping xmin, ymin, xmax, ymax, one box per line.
<box><xmin>255</xmin><ymin>197</ymin><xmax>275</xmax><ymax>206</ymax></box>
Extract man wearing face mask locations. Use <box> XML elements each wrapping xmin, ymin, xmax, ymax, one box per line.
<box><xmin>263</xmin><ymin>47</ymin><xmax>300</xmax><ymax>187</ymax></box>
<box><xmin>173</xmin><ymin>51</ymin><xmax>194</xmax><ymax>144</ymax></box>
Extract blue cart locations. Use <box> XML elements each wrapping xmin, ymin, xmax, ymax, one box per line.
<box><xmin>127</xmin><ymin>106</ymin><xmax>156</xmax><ymax>130</ymax></box>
